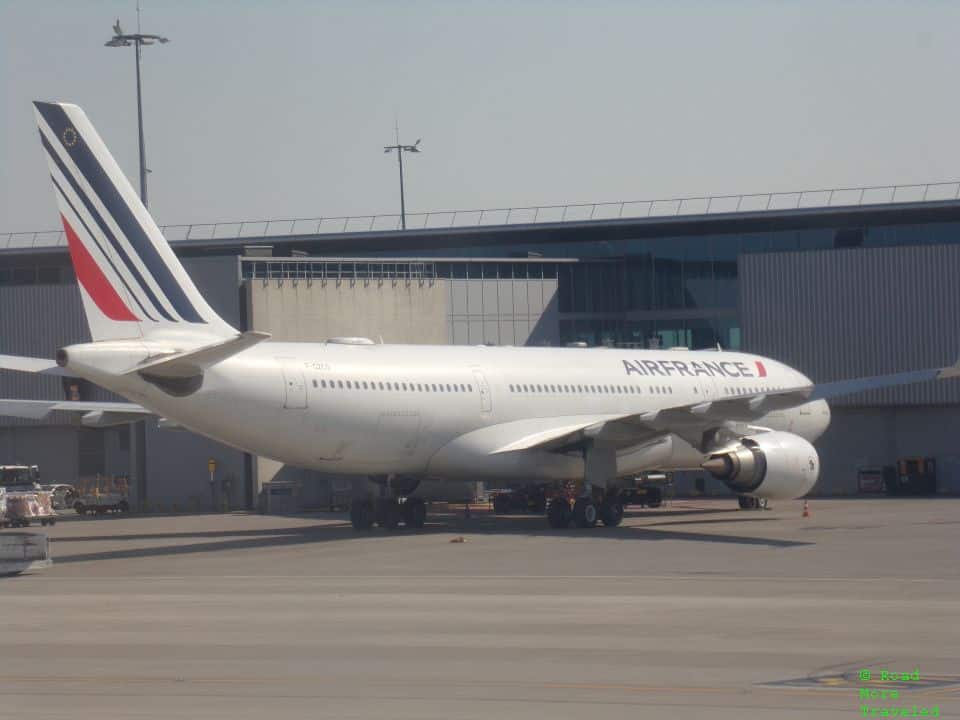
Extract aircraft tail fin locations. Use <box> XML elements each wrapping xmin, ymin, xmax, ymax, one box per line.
<box><xmin>33</xmin><ymin>101</ymin><xmax>235</xmax><ymax>343</ymax></box>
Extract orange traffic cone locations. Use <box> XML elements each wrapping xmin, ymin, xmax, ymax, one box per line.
<box><xmin>802</xmin><ymin>500</ymin><xmax>810</xmax><ymax>518</ymax></box>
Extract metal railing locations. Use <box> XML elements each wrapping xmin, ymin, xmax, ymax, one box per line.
<box><xmin>241</xmin><ymin>258</ymin><xmax>437</xmax><ymax>283</ymax></box>
<box><xmin>6</xmin><ymin>179</ymin><xmax>960</xmax><ymax>251</ymax></box>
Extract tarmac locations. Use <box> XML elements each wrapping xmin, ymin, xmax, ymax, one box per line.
<box><xmin>0</xmin><ymin>498</ymin><xmax>958</xmax><ymax>719</ymax></box>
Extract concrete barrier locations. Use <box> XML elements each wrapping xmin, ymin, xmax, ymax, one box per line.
<box><xmin>0</xmin><ymin>532</ymin><xmax>52</xmax><ymax>576</ymax></box>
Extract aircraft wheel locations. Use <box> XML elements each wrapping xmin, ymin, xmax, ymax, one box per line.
<box><xmin>600</xmin><ymin>501</ymin><xmax>624</xmax><ymax>527</ymax></box>
<box><xmin>547</xmin><ymin>498</ymin><xmax>571</xmax><ymax>529</ymax></box>
<box><xmin>376</xmin><ymin>499</ymin><xmax>401</xmax><ymax>530</ymax></box>
<box><xmin>402</xmin><ymin>498</ymin><xmax>427</xmax><ymax>529</ymax></box>
<box><xmin>738</xmin><ymin>495</ymin><xmax>759</xmax><ymax>510</ymax></box>
<box><xmin>572</xmin><ymin>498</ymin><xmax>598</xmax><ymax>528</ymax></box>
<box><xmin>350</xmin><ymin>500</ymin><xmax>374</xmax><ymax>530</ymax></box>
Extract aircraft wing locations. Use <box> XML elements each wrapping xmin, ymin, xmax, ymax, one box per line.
<box><xmin>492</xmin><ymin>358</ymin><xmax>960</xmax><ymax>456</ymax></box>
<box><xmin>0</xmin><ymin>399</ymin><xmax>154</xmax><ymax>427</ymax></box>
<box><xmin>0</xmin><ymin>354</ymin><xmax>67</xmax><ymax>376</ymax></box>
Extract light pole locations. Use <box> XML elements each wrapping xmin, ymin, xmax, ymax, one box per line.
<box><xmin>105</xmin><ymin>17</ymin><xmax>168</xmax><ymax>208</ymax></box>
<box><xmin>383</xmin><ymin>135</ymin><xmax>421</xmax><ymax>230</ymax></box>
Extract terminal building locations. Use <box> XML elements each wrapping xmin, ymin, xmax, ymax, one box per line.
<box><xmin>3</xmin><ymin>184</ymin><xmax>960</xmax><ymax>508</ymax></box>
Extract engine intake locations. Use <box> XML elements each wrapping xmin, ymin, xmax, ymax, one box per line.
<box><xmin>702</xmin><ymin>431</ymin><xmax>819</xmax><ymax>500</ymax></box>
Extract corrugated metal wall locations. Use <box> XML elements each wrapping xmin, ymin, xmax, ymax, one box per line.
<box><xmin>0</xmin><ymin>258</ymin><xmax>248</xmax><ymax>507</ymax></box>
<box><xmin>0</xmin><ymin>283</ymin><xmax>92</xmax><ymax>426</ymax></box>
<box><xmin>740</xmin><ymin>244</ymin><xmax>960</xmax><ymax>406</ymax></box>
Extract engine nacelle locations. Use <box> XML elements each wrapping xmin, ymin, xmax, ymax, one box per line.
<box><xmin>701</xmin><ymin>431</ymin><xmax>819</xmax><ymax>500</ymax></box>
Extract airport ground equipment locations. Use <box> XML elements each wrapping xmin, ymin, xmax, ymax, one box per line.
<box><xmin>889</xmin><ymin>457</ymin><xmax>937</xmax><ymax>495</ymax></box>
<box><xmin>41</xmin><ymin>484</ymin><xmax>79</xmax><ymax>510</ymax></box>
<box><xmin>0</xmin><ymin>466</ymin><xmax>58</xmax><ymax>527</ymax></box>
<box><xmin>490</xmin><ymin>484</ymin><xmax>548</xmax><ymax>515</ymax></box>
<box><xmin>73</xmin><ymin>491</ymin><xmax>129</xmax><ymax>515</ymax></box>
<box><xmin>0</xmin><ymin>532</ymin><xmax>51</xmax><ymax>576</ymax></box>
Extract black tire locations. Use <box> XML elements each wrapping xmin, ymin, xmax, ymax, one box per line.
<box><xmin>492</xmin><ymin>495</ymin><xmax>510</xmax><ymax>515</ymax></box>
<box><xmin>349</xmin><ymin>500</ymin><xmax>374</xmax><ymax>530</ymax></box>
<box><xmin>645</xmin><ymin>487</ymin><xmax>663</xmax><ymax>509</ymax></box>
<box><xmin>600</xmin><ymin>501</ymin><xmax>624</xmax><ymax>527</ymax></box>
<box><xmin>118</xmin><ymin>500</ymin><xmax>129</xmax><ymax>513</ymax></box>
<box><xmin>738</xmin><ymin>495</ymin><xmax>759</xmax><ymax>510</ymax></box>
<box><xmin>572</xmin><ymin>499</ymin><xmax>598</xmax><ymax>528</ymax></box>
<box><xmin>74</xmin><ymin>501</ymin><xmax>85</xmax><ymax>514</ymax></box>
<box><xmin>402</xmin><ymin>498</ymin><xmax>427</xmax><ymax>529</ymax></box>
<box><xmin>531</xmin><ymin>493</ymin><xmax>547</xmax><ymax>515</ymax></box>
<box><xmin>547</xmin><ymin>498</ymin><xmax>571</xmax><ymax>529</ymax></box>
<box><xmin>376</xmin><ymin>499</ymin><xmax>400</xmax><ymax>530</ymax></box>
<box><xmin>48</xmin><ymin>519</ymin><xmax>56</xmax><ymax>526</ymax></box>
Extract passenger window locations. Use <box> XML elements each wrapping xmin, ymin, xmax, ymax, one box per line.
<box><xmin>312</xmin><ymin>379</ymin><xmax>318</xmax><ymax>388</ymax></box>
<box><xmin>337</xmin><ymin>380</ymin><xmax>344</xmax><ymax>389</ymax></box>
<box><xmin>362</xmin><ymin>381</ymin><xmax>368</xmax><ymax>389</ymax></box>
<box><xmin>468</xmin><ymin>385</ymin><xmax>473</xmax><ymax>392</ymax></box>
<box><xmin>321</xmin><ymin>380</ymin><xmax>327</xmax><ymax>388</ymax></box>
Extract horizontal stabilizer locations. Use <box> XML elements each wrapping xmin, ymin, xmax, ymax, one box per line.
<box><xmin>0</xmin><ymin>399</ymin><xmax>152</xmax><ymax>421</ymax></box>
<box><xmin>129</xmin><ymin>331</ymin><xmax>271</xmax><ymax>378</ymax></box>
<box><xmin>0</xmin><ymin>354</ymin><xmax>67</xmax><ymax>376</ymax></box>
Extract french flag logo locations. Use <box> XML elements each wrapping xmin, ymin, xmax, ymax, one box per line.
<box><xmin>756</xmin><ymin>361</ymin><xmax>768</xmax><ymax>377</ymax></box>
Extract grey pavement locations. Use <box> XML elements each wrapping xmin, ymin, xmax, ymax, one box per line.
<box><xmin>1</xmin><ymin>498</ymin><xmax>957</xmax><ymax>719</ymax></box>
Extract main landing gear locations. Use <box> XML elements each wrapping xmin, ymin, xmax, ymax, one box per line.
<box><xmin>547</xmin><ymin>440</ymin><xmax>625</xmax><ymax>530</ymax></box>
<box><xmin>350</xmin><ymin>476</ymin><xmax>427</xmax><ymax>531</ymax></box>
<box><xmin>547</xmin><ymin>491</ymin><xmax>625</xmax><ymax>529</ymax></box>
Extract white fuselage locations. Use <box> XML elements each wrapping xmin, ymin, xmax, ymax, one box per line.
<box><xmin>71</xmin><ymin>343</ymin><xmax>832</xmax><ymax>483</ymax></box>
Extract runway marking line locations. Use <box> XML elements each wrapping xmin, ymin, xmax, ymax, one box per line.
<box><xmin>0</xmin><ymin>674</ymin><xmax>864</xmax><ymax>700</ymax></box>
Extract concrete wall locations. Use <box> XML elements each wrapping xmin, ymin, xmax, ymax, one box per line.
<box><xmin>448</xmin><ymin>277</ymin><xmax>559</xmax><ymax>346</ymax></box>
<box><xmin>247</xmin><ymin>277</ymin><xmax>448</xmax><ymax>344</ymax></box>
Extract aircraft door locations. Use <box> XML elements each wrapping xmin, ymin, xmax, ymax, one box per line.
<box><xmin>471</xmin><ymin>367</ymin><xmax>492</xmax><ymax>413</ymax></box>
<box><xmin>698</xmin><ymin>374</ymin><xmax>717</xmax><ymax>403</ymax></box>
<box><xmin>278</xmin><ymin>359</ymin><xmax>307</xmax><ymax>409</ymax></box>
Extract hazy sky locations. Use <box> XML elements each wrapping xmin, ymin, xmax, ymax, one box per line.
<box><xmin>3</xmin><ymin>1</ymin><xmax>959</xmax><ymax>233</ymax></box>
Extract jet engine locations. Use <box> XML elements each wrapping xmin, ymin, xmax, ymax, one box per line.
<box><xmin>701</xmin><ymin>431</ymin><xmax>819</xmax><ymax>500</ymax></box>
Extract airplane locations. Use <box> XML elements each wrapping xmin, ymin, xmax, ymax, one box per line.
<box><xmin>2</xmin><ymin>101</ymin><xmax>958</xmax><ymax>531</ymax></box>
